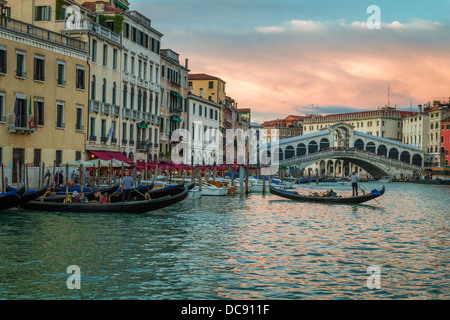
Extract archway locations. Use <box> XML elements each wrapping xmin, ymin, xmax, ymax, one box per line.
<box><xmin>377</xmin><ymin>145</ymin><xmax>387</xmax><ymax>157</ymax></box>
<box><xmin>366</xmin><ymin>142</ymin><xmax>376</xmax><ymax>153</ymax></box>
<box><xmin>308</xmin><ymin>141</ymin><xmax>318</xmax><ymax>153</ymax></box>
<box><xmin>354</xmin><ymin>139</ymin><xmax>364</xmax><ymax>150</ymax></box>
<box><xmin>297</xmin><ymin>143</ymin><xmax>306</xmax><ymax>156</ymax></box>
<box><xmin>400</xmin><ymin>151</ymin><xmax>410</xmax><ymax>163</ymax></box>
<box><xmin>412</xmin><ymin>154</ymin><xmax>422</xmax><ymax>166</ymax></box>
<box><xmin>388</xmin><ymin>148</ymin><xmax>399</xmax><ymax>160</ymax></box>
<box><xmin>320</xmin><ymin>138</ymin><xmax>330</xmax><ymax>150</ymax></box>
<box><xmin>285</xmin><ymin>146</ymin><xmax>295</xmax><ymax>159</ymax></box>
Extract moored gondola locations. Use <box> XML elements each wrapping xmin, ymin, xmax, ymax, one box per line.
<box><xmin>269</xmin><ymin>185</ymin><xmax>385</xmax><ymax>204</ymax></box>
<box><xmin>108</xmin><ymin>183</ymin><xmax>154</xmax><ymax>202</ymax></box>
<box><xmin>0</xmin><ymin>183</ymin><xmax>26</xmax><ymax>210</ymax></box>
<box><xmin>20</xmin><ymin>186</ymin><xmax>189</xmax><ymax>214</ymax></box>
<box><xmin>40</xmin><ymin>182</ymin><xmax>120</xmax><ymax>202</ymax></box>
<box><xmin>9</xmin><ymin>180</ymin><xmax>50</xmax><ymax>209</ymax></box>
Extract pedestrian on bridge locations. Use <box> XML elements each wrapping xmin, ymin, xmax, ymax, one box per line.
<box><xmin>350</xmin><ymin>172</ymin><xmax>359</xmax><ymax>196</ymax></box>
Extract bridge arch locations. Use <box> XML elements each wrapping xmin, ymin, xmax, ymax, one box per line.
<box><xmin>297</xmin><ymin>143</ymin><xmax>306</xmax><ymax>156</ymax></box>
<box><xmin>412</xmin><ymin>154</ymin><xmax>423</xmax><ymax>166</ymax></box>
<box><xmin>285</xmin><ymin>145</ymin><xmax>295</xmax><ymax>159</ymax></box>
<box><xmin>366</xmin><ymin>142</ymin><xmax>376</xmax><ymax>153</ymax></box>
<box><xmin>274</xmin><ymin>147</ymin><xmax>283</xmax><ymax>161</ymax></box>
<box><xmin>308</xmin><ymin>140</ymin><xmax>318</xmax><ymax>153</ymax></box>
<box><xmin>377</xmin><ymin>144</ymin><xmax>387</xmax><ymax>156</ymax></box>
<box><xmin>400</xmin><ymin>151</ymin><xmax>410</xmax><ymax>163</ymax></box>
<box><xmin>354</xmin><ymin>139</ymin><xmax>364</xmax><ymax>150</ymax></box>
<box><xmin>320</xmin><ymin>138</ymin><xmax>330</xmax><ymax>151</ymax></box>
<box><xmin>388</xmin><ymin>148</ymin><xmax>399</xmax><ymax>160</ymax></box>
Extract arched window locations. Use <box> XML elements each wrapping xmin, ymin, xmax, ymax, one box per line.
<box><xmin>102</xmin><ymin>79</ymin><xmax>107</xmax><ymax>103</ymax></box>
<box><xmin>123</xmin><ymin>84</ymin><xmax>128</xmax><ymax>108</ymax></box>
<box><xmin>320</xmin><ymin>138</ymin><xmax>330</xmax><ymax>150</ymax></box>
<box><xmin>91</xmin><ymin>75</ymin><xmax>96</xmax><ymax>100</ymax></box>
<box><xmin>377</xmin><ymin>145</ymin><xmax>387</xmax><ymax>156</ymax></box>
<box><xmin>400</xmin><ymin>151</ymin><xmax>410</xmax><ymax>163</ymax></box>
<box><xmin>412</xmin><ymin>154</ymin><xmax>422</xmax><ymax>166</ymax></box>
<box><xmin>366</xmin><ymin>142</ymin><xmax>376</xmax><ymax>153</ymax></box>
<box><xmin>112</xmin><ymin>82</ymin><xmax>117</xmax><ymax>105</ymax></box>
<box><xmin>388</xmin><ymin>148</ymin><xmax>399</xmax><ymax>160</ymax></box>
<box><xmin>130</xmin><ymin>86</ymin><xmax>135</xmax><ymax>110</ymax></box>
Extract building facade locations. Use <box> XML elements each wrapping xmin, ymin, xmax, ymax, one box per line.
<box><xmin>440</xmin><ymin>117</ymin><xmax>450</xmax><ymax>166</ymax></box>
<box><xmin>0</xmin><ymin>14</ymin><xmax>89</xmax><ymax>185</ymax></box>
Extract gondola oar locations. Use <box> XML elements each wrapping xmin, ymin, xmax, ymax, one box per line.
<box><xmin>359</xmin><ymin>186</ymin><xmax>380</xmax><ymax>204</ymax></box>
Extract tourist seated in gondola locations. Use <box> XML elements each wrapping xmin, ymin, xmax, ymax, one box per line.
<box><xmin>99</xmin><ymin>193</ymin><xmax>108</xmax><ymax>203</ymax></box>
<box><xmin>328</xmin><ymin>189</ymin><xmax>337</xmax><ymax>197</ymax></box>
<box><xmin>78</xmin><ymin>192</ymin><xmax>88</xmax><ymax>203</ymax></box>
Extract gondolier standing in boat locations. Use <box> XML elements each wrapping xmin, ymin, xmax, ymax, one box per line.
<box><xmin>121</xmin><ymin>171</ymin><xmax>134</xmax><ymax>202</ymax></box>
<box><xmin>350</xmin><ymin>172</ymin><xmax>359</xmax><ymax>196</ymax></box>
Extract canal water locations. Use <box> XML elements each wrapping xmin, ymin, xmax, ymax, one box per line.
<box><xmin>0</xmin><ymin>182</ymin><xmax>448</xmax><ymax>300</ymax></box>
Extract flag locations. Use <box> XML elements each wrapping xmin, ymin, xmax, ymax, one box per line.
<box><xmin>107</xmin><ymin>121</ymin><xmax>114</xmax><ymax>138</ymax></box>
<box><xmin>28</xmin><ymin>96</ymin><xmax>33</xmax><ymax>130</ymax></box>
<box><xmin>13</xmin><ymin>96</ymin><xmax>18</xmax><ymax>127</ymax></box>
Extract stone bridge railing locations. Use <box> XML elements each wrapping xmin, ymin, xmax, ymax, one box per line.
<box><xmin>280</xmin><ymin>148</ymin><xmax>422</xmax><ymax>172</ymax></box>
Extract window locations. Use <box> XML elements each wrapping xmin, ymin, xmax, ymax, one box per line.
<box><xmin>57</xmin><ymin>60</ymin><xmax>65</xmax><ymax>86</ymax></box>
<box><xmin>122</xmin><ymin>123</ymin><xmax>127</xmax><ymax>144</ymax></box>
<box><xmin>102</xmin><ymin>44</ymin><xmax>108</xmax><ymax>67</ymax></box>
<box><xmin>123</xmin><ymin>53</ymin><xmax>128</xmax><ymax>72</ymax></box>
<box><xmin>75</xmin><ymin>151</ymin><xmax>81</xmax><ymax>161</ymax></box>
<box><xmin>124</xmin><ymin>23</ymin><xmax>129</xmax><ymax>39</ymax></box>
<box><xmin>35</xmin><ymin>6</ymin><xmax>51</xmax><ymax>21</ymax></box>
<box><xmin>89</xmin><ymin>117</ymin><xmax>96</xmax><ymax>139</ymax></box>
<box><xmin>56</xmin><ymin>101</ymin><xmax>64</xmax><ymax>129</ymax></box>
<box><xmin>16</xmin><ymin>50</ymin><xmax>26</xmax><ymax>78</ymax></box>
<box><xmin>92</xmin><ymin>40</ymin><xmax>97</xmax><ymax>63</ymax></box>
<box><xmin>0</xmin><ymin>92</ymin><xmax>4</xmax><ymax>122</ymax></box>
<box><xmin>131</xmin><ymin>56</ymin><xmax>135</xmax><ymax>74</ymax></box>
<box><xmin>123</xmin><ymin>84</ymin><xmax>127</xmax><ymax>108</ymax></box>
<box><xmin>91</xmin><ymin>75</ymin><xmax>96</xmax><ymax>100</ymax></box>
<box><xmin>112</xmin><ymin>82</ymin><xmax>117</xmax><ymax>105</ymax></box>
<box><xmin>199</xmin><ymin>105</ymin><xmax>202</xmax><ymax>116</ymax></box>
<box><xmin>102</xmin><ymin>79</ymin><xmax>107</xmax><ymax>103</ymax></box>
<box><xmin>76</xmin><ymin>66</ymin><xmax>85</xmax><ymax>90</ymax></box>
<box><xmin>0</xmin><ymin>46</ymin><xmax>7</xmax><ymax>74</ymax></box>
<box><xmin>113</xmin><ymin>49</ymin><xmax>118</xmax><ymax>70</ymax></box>
<box><xmin>15</xmin><ymin>95</ymin><xmax>27</xmax><ymax>127</ymax></box>
<box><xmin>76</xmin><ymin>105</ymin><xmax>83</xmax><ymax>130</ymax></box>
<box><xmin>35</xmin><ymin>99</ymin><xmax>44</xmax><ymax>126</ymax></box>
<box><xmin>209</xmin><ymin>81</ymin><xmax>214</xmax><ymax>89</ymax></box>
<box><xmin>210</xmin><ymin>108</ymin><xmax>213</xmax><ymax>119</ymax></box>
<box><xmin>33</xmin><ymin>149</ymin><xmax>41</xmax><ymax>167</ymax></box>
<box><xmin>55</xmin><ymin>150</ymin><xmax>62</xmax><ymax>167</ymax></box>
<box><xmin>101</xmin><ymin>119</ymin><xmax>106</xmax><ymax>139</ymax></box>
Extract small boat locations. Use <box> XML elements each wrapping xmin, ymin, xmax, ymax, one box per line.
<box><xmin>188</xmin><ymin>187</ymin><xmax>202</xmax><ymax>199</ymax></box>
<box><xmin>8</xmin><ymin>181</ymin><xmax>49</xmax><ymax>209</ymax></box>
<box><xmin>269</xmin><ymin>185</ymin><xmax>385</xmax><ymax>204</ymax></box>
<box><xmin>20</xmin><ymin>186</ymin><xmax>189</xmax><ymax>214</ymax></box>
<box><xmin>0</xmin><ymin>183</ymin><xmax>26</xmax><ymax>210</ymax></box>
<box><xmin>40</xmin><ymin>182</ymin><xmax>120</xmax><ymax>202</ymax></box>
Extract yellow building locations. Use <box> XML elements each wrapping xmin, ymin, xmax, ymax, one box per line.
<box><xmin>0</xmin><ymin>15</ymin><xmax>89</xmax><ymax>187</ymax></box>
<box><xmin>188</xmin><ymin>73</ymin><xmax>226</xmax><ymax>105</ymax></box>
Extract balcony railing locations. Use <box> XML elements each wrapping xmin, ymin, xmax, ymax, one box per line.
<box><xmin>90</xmin><ymin>100</ymin><xmax>100</xmax><ymax>113</ymax></box>
<box><xmin>1</xmin><ymin>16</ymin><xmax>87</xmax><ymax>52</ymax></box>
<box><xmin>62</xmin><ymin>20</ymin><xmax>120</xmax><ymax>45</ymax></box>
<box><xmin>111</xmin><ymin>105</ymin><xmax>120</xmax><ymax>117</ymax></box>
<box><xmin>122</xmin><ymin>107</ymin><xmax>131</xmax><ymax>119</ymax></box>
<box><xmin>101</xmin><ymin>103</ymin><xmax>111</xmax><ymax>115</ymax></box>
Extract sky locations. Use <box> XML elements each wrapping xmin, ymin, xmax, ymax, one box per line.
<box><xmin>131</xmin><ymin>0</ymin><xmax>450</xmax><ymax>123</ymax></box>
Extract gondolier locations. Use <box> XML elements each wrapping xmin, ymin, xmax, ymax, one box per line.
<box><xmin>350</xmin><ymin>172</ymin><xmax>359</xmax><ymax>196</ymax></box>
<box><xmin>121</xmin><ymin>171</ymin><xmax>134</xmax><ymax>202</ymax></box>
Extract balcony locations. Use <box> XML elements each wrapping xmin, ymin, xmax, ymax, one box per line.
<box><xmin>89</xmin><ymin>135</ymin><xmax>97</xmax><ymax>142</ymax></box>
<box><xmin>122</xmin><ymin>138</ymin><xmax>128</xmax><ymax>145</ymax></box>
<box><xmin>62</xmin><ymin>20</ymin><xmax>120</xmax><ymax>45</ymax></box>
<box><xmin>90</xmin><ymin>100</ymin><xmax>100</xmax><ymax>113</ymax></box>
<box><xmin>111</xmin><ymin>105</ymin><xmax>120</xmax><ymax>117</ymax></box>
<box><xmin>101</xmin><ymin>103</ymin><xmax>111</xmax><ymax>115</ymax></box>
<box><xmin>122</xmin><ymin>107</ymin><xmax>131</xmax><ymax>119</ymax></box>
<box><xmin>1</xmin><ymin>16</ymin><xmax>87</xmax><ymax>53</ymax></box>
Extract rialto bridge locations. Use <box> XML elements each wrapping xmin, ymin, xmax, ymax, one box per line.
<box><xmin>260</xmin><ymin>123</ymin><xmax>424</xmax><ymax>179</ymax></box>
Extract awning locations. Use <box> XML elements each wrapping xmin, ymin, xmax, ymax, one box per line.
<box><xmin>172</xmin><ymin>116</ymin><xmax>182</xmax><ymax>122</ymax></box>
<box><xmin>115</xmin><ymin>0</ymin><xmax>129</xmax><ymax>10</ymax></box>
<box><xmin>171</xmin><ymin>91</ymin><xmax>183</xmax><ymax>100</ymax></box>
<box><xmin>89</xmin><ymin>151</ymin><xmax>134</xmax><ymax>164</ymax></box>
<box><xmin>137</xmin><ymin>123</ymin><xmax>148</xmax><ymax>129</ymax></box>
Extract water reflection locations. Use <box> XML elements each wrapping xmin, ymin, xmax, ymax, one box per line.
<box><xmin>0</xmin><ymin>182</ymin><xmax>448</xmax><ymax>299</ymax></box>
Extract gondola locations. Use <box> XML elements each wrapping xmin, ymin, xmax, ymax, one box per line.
<box><xmin>40</xmin><ymin>182</ymin><xmax>120</xmax><ymax>202</ymax></box>
<box><xmin>0</xmin><ymin>183</ymin><xmax>26</xmax><ymax>210</ymax></box>
<box><xmin>269</xmin><ymin>185</ymin><xmax>385</xmax><ymax>204</ymax></box>
<box><xmin>134</xmin><ymin>182</ymin><xmax>187</xmax><ymax>200</ymax></box>
<box><xmin>8</xmin><ymin>181</ymin><xmax>50</xmax><ymax>209</ymax></box>
<box><xmin>20</xmin><ymin>186</ymin><xmax>189</xmax><ymax>214</ymax></box>
<box><xmin>108</xmin><ymin>183</ymin><xmax>154</xmax><ymax>202</ymax></box>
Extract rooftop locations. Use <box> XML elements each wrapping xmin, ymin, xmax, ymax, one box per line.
<box><xmin>188</xmin><ymin>73</ymin><xmax>226</xmax><ymax>83</ymax></box>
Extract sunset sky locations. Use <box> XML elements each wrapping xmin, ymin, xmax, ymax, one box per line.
<box><xmin>132</xmin><ymin>0</ymin><xmax>450</xmax><ymax>122</ymax></box>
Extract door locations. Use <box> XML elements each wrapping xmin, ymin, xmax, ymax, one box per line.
<box><xmin>12</xmin><ymin>148</ymin><xmax>24</xmax><ymax>184</ymax></box>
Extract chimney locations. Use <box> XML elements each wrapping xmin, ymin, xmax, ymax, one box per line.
<box><xmin>418</xmin><ymin>105</ymin><xmax>422</xmax><ymax>114</ymax></box>
<box><xmin>185</xmin><ymin>58</ymin><xmax>189</xmax><ymax>69</ymax></box>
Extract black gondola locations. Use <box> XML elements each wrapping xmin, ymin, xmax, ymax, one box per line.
<box><xmin>7</xmin><ymin>181</ymin><xmax>50</xmax><ymax>209</ymax></box>
<box><xmin>20</xmin><ymin>186</ymin><xmax>189</xmax><ymax>214</ymax></box>
<box><xmin>269</xmin><ymin>185</ymin><xmax>385</xmax><ymax>204</ymax></box>
<box><xmin>40</xmin><ymin>182</ymin><xmax>120</xmax><ymax>202</ymax></box>
<box><xmin>0</xmin><ymin>183</ymin><xmax>26</xmax><ymax>210</ymax></box>
<box><xmin>108</xmin><ymin>183</ymin><xmax>154</xmax><ymax>202</ymax></box>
